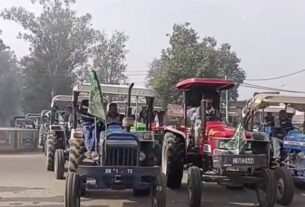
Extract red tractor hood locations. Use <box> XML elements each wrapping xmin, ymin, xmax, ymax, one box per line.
<box><xmin>206</xmin><ymin>121</ymin><xmax>251</xmax><ymax>138</ymax></box>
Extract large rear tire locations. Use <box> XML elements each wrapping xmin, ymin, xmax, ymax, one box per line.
<box><xmin>54</xmin><ymin>149</ymin><xmax>65</xmax><ymax>179</ymax></box>
<box><xmin>187</xmin><ymin>166</ymin><xmax>202</xmax><ymax>207</ymax></box>
<box><xmin>162</xmin><ymin>132</ymin><xmax>184</xmax><ymax>189</ymax></box>
<box><xmin>65</xmin><ymin>172</ymin><xmax>80</xmax><ymax>207</ymax></box>
<box><xmin>46</xmin><ymin>133</ymin><xmax>55</xmax><ymax>171</ymax></box>
<box><xmin>256</xmin><ymin>168</ymin><xmax>276</xmax><ymax>207</ymax></box>
<box><xmin>68</xmin><ymin>140</ymin><xmax>81</xmax><ymax>172</ymax></box>
<box><xmin>274</xmin><ymin>167</ymin><xmax>294</xmax><ymax>206</ymax></box>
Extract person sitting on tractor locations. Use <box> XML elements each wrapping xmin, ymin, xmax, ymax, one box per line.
<box><xmin>138</xmin><ymin>106</ymin><xmax>147</xmax><ymax>122</ymax></box>
<box><xmin>79</xmin><ymin>99</ymin><xmax>100</xmax><ymax>161</ymax></box>
<box><xmin>205</xmin><ymin>98</ymin><xmax>220</xmax><ymax>121</ymax></box>
<box><xmin>272</xmin><ymin>110</ymin><xmax>294</xmax><ymax>162</ymax></box>
<box><xmin>106</xmin><ymin>102</ymin><xmax>124</xmax><ymax>124</ymax></box>
<box><xmin>265</xmin><ymin>112</ymin><xmax>275</xmax><ymax>127</ymax></box>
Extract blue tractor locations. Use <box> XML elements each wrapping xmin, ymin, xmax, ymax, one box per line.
<box><xmin>283</xmin><ymin>129</ymin><xmax>305</xmax><ymax>187</ymax></box>
<box><xmin>65</xmin><ymin>82</ymin><xmax>166</xmax><ymax>207</ymax></box>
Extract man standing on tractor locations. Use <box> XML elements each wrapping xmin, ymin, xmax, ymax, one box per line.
<box><xmin>272</xmin><ymin>110</ymin><xmax>294</xmax><ymax>162</ymax></box>
<box><xmin>106</xmin><ymin>103</ymin><xmax>123</xmax><ymax>123</ymax></box>
<box><xmin>80</xmin><ymin>99</ymin><xmax>100</xmax><ymax>161</ymax></box>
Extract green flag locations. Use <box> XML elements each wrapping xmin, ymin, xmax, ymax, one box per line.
<box><xmin>223</xmin><ymin>123</ymin><xmax>248</xmax><ymax>154</ymax></box>
<box><xmin>88</xmin><ymin>70</ymin><xmax>106</xmax><ymax>122</ymax></box>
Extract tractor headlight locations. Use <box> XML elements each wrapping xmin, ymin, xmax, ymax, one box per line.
<box><xmin>139</xmin><ymin>151</ymin><xmax>146</xmax><ymax>161</ymax></box>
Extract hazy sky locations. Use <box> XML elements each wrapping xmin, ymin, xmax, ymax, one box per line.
<box><xmin>1</xmin><ymin>0</ymin><xmax>305</xmax><ymax>100</ymax></box>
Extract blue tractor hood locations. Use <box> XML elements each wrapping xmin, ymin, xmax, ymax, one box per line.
<box><xmin>106</xmin><ymin>125</ymin><xmax>138</xmax><ymax>141</ymax></box>
<box><xmin>284</xmin><ymin>130</ymin><xmax>305</xmax><ymax>152</ymax></box>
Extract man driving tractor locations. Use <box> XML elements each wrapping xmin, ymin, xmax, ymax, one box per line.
<box><xmin>272</xmin><ymin>109</ymin><xmax>294</xmax><ymax>162</ymax></box>
<box><xmin>106</xmin><ymin>102</ymin><xmax>123</xmax><ymax>123</ymax></box>
<box><xmin>192</xmin><ymin>98</ymin><xmax>220</xmax><ymax>147</ymax></box>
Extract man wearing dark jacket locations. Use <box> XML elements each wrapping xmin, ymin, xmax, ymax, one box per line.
<box><xmin>272</xmin><ymin>110</ymin><xmax>294</xmax><ymax>161</ymax></box>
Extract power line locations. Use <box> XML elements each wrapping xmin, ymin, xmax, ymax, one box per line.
<box><xmin>246</xmin><ymin>68</ymin><xmax>305</xmax><ymax>81</ymax></box>
<box><xmin>241</xmin><ymin>82</ymin><xmax>305</xmax><ymax>94</ymax></box>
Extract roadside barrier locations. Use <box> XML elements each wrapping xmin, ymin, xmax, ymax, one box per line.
<box><xmin>0</xmin><ymin>127</ymin><xmax>39</xmax><ymax>152</ymax></box>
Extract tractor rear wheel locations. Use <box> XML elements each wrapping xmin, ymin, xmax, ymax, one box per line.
<box><xmin>274</xmin><ymin>167</ymin><xmax>294</xmax><ymax>206</ymax></box>
<box><xmin>54</xmin><ymin>149</ymin><xmax>65</xmax><ymax>179</ymax></box>
<box><xmin>46</xmin><ymin>133</ymin><xmax>55</xmax><ymax>171</ymax></box>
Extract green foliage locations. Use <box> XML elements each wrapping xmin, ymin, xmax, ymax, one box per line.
<box><xmin>92</xmin><ymin>31</ymin><xmax>129</xmax><ymax>84</ymax></box>
<box><xmin>146</xmin><ymin>23</ymin><xmax>246</xmax><ymax>107</ymax></box>
<box><xmin>0</xmin><ymin>36</ymin><xmax>22</xmax><ymax>125</ymax></box>
<box><xmin>1</xmin><ymin>0</ymin><xmax>97</xmax><ymax>112</ymax></box>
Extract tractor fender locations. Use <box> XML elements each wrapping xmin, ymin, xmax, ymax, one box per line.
<box><xmin>164</xmin><ymin>125</ymin><xmax>186</xmax><ymax>139</ymax></box>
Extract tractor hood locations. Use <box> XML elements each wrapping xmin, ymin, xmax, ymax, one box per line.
<box><xmin>106</xmin><ymin>125</ymin><xmax>138</xmax><ymax>141</ymax></box>
<box><xmin>206</xmin><ymin>121</ymin><xmax>251</xmax><ymax>138</ymax></box>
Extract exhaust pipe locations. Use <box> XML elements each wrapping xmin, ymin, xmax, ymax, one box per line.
<box><xmin>127</xmin><ymin>83</ymin><xmax>134</xmax><ymax>117</ymax></box>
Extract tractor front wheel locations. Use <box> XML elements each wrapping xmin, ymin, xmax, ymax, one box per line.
<box><xmin>65</xmin><ymin>172</ymin><xmax>81</xmax><ymax>207</ymax></box>
<box><xmin>274</xmin><ymin>167</ymin><xmax>294</xmax><ymax>206</ymax></box>
<box><xmin>54</xmin><ymin>149</ymin><xmax>65</xmax><ymax>179</ymax></box>
<box><xmin>151</xmin><ymin>173</ymin><xmax>166</xmax><ymax>207</ymax></box>
<box><xmin>187</xmin><ymin>166</ymin><xmax>202</xmax><ymax>207</ymax></box>
<box><xmin>256</xmin><ymin>168</ymin><xmax>276</xmax><ymax>207</ymax></box>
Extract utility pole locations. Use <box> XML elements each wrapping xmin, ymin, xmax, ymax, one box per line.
<box><xmin>225</xmin><ymin>75</ymin><xmax>229</xmax><ymax>124</ymax></box>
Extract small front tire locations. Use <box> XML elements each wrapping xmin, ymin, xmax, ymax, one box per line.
<box><xmin>152</xmin><ymin>173</ymin><xmax>166</xmax><ymax>207</ymax></box>
<box><xmin>274</xmin><ymin>167</ymin><xmax>294</xmax><ymax>206</ymax></box>
<box><xmin>54</xmin><ymin>149</ymin><xmax>65</xmax><ymax>179</ymax></box>
<box><xmin>65</xmin><ymin>172</ymin><xmax>81</xmax><ymax>207</ymax></box>
<box><xmin>256</xmin><ymin>168</ymin><xmax>276</xmax><ymax>207</ymax></box>
<box><xmin>187</xmin><ymin>166</ymin><xmax>202</xmax><ymax>207</ymax></box>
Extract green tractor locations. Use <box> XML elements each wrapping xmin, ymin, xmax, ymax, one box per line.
<box><xmin>45</xmin><ymin>95</ymin><xmax>72</xmax><ymax>179</ymax></box>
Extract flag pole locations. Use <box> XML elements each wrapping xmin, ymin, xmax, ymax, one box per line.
<box><xmin>94</xmin><ymin>117</ymin><xmax>97</xmax><ymax>154</ymax></box>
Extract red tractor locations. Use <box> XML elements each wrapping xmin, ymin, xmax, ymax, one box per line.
<box><xmin>162</xmin><ymin>78</ymin><xmax>277</xmax><ymax>207</ymax></box>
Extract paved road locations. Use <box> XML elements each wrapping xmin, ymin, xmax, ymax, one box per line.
<box><xmin>0</xmin><ymin>152</ymin><xmax>304</xmax><ymax>207</ymax></box>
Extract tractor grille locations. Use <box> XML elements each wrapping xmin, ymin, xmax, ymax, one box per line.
<box><xmin>105</xmin><ymin>147</ymin><xmax>138</xmax><ymax>166</ymax></box>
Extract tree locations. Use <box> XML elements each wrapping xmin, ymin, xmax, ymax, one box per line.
<box><xmin>1</xmin><ymin>0</ymin><xmax>97</xmax><ymax>112</ymax></box>
<box><xmin>146</xmin><ymin>23</ymin><xmax>246</xmax><ymax>107</ymax></box>
<box><xmin>0</xmin><ymin>34</ymin><xmax>22</xmax><ymax>125</ymax></box>
<box><xmin>92</xmin><ymin>31</ymin><xmax>128</xmax><ymax>84</ymax></box>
